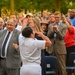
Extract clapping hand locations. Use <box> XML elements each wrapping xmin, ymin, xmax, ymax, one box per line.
<box><xmin>52</xmin><ymin>25</ymin><xmax>58</xmax><ymax>31</ymax></box>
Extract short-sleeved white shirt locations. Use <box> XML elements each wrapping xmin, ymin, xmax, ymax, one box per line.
<box><xmin>19</xmin><ymin>34</ymin><xmax>45</xmax><ymax>65</ymax></box>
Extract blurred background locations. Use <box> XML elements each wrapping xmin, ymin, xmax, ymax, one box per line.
<box><xmin>0</xmin><ymin>0</ymin><xmax>75</xmax><ymax>17</ymax></box>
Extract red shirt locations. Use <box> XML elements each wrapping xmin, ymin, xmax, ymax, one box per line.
<box><xmin>64</xmin><ymin>26</ymin><xmax>75</xmax><ymax>47</ymax></box>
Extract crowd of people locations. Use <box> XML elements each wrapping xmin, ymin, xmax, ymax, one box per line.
<box><xmin>0</xmin><ymin>8</ymin><xmax>75</xmax><ymax>75</ymax></box>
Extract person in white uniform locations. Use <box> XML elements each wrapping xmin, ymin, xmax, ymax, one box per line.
<box><xmin>19</xmin><ymin>26</ymin><xmax>52</xmax><ymax>75</ymax></box>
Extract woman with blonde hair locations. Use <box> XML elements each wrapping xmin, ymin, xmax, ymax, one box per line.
<box><xmin>28</xmin><ymin>18</ymin><xmax>46</xmax><ymax>75</ymax></box>
<box><xmin>28</xmin><ymin>18</ymin><xmax>42</xmax><ymax>32</ymax></box>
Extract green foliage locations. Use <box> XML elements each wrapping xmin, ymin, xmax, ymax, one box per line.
<box><xmin>60</xmin><ymin>0</ymin><xmax>69</xmax><ymax>14</ymax></box>
<box><xmin>0</xmin><ymin>0</ymin><xmax>75</xmax><ymax>14</ymax></box>
<box><xmin>14</xmin><ymin>0</ymin><xmax>55</xmax><ymax>12</ymax></box>
<box><xmin>0</xmin><ymin>0</ymin><xmax>9</xmax><ymax>8</ymax></box>
<box><xmin>15</xmin><ymin>0</ymin><xmax>33</xmax><ymax>12</ymax></box>
<box><xmin>60</xmin><ymin>0</ymin><xmax>75</xmax><ymax>14</ymax></box>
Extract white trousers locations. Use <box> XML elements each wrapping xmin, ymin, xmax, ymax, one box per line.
<box><xmin>20</xmin><ymin>63</ymin><xmax>41</xmax><ymax>75</ymax></box>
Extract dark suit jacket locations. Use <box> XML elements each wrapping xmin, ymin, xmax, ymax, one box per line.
<box><xmin>0</xmin><ymin>29</ymin><xmax>21</xmax><ymax>69</ymax></box>
<box><xmin>47</xmin><ymin>23</ymin><xmax>67</xmax><ymax>54</ymax></box>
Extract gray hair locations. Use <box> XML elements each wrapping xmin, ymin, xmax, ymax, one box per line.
<box><xmin>7</xmin><ymin>18</ymin><xmax>16</xmax><ymax>25</ymax></box>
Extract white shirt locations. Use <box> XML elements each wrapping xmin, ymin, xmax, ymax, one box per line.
<box><xmin>1</xmin><ymin>31</ymin><xmax>13</xmax><ymax>58</ymax></box>
<box><xmin>19</xmin><ymin>34</ymin><xmax>45</xmax><ymax>65</ymax></box>
<box><xmin>15</xmin><ymin>25</ymin><xmax>22</xmax><ymax>32</ymax></box>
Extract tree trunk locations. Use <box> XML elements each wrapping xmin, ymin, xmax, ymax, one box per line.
<box><xmin>55</xmin><ymin>0</ymin><xmax>62</xmax><ymax>12</ymax></box>
<box><xmin>25</xmin><ymin>9</ymin><xmax>27</xmax><ymax>14</ymax></box>
<box><xmin>41</xmin><ymin>9</ymin><xmax>43</xmax><ymax>17</ymax></box>
<box><xmin>10</xmin><ymin>0</ymin><xmax>14</xmax><ymax>14</ymax></box>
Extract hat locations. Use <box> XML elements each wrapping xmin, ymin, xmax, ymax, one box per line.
<box><xmin>40</xmin><ymin>20</ymin><xmax>48</xmax><ymax>25</ymax></box>
<box><xmin>26</xmin><ymin>13</ymin><xmax>33</xmax><ymax>17</ymax></box>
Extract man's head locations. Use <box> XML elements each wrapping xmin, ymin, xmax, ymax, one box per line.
<box><xmin>2</xmin><ymin>14</ymin><xmax>7</xmax><ymax>19</ymax></box>
<box><xmin>6</xmin><ymin>19</ymin><xmax>16</xmax><ymax>32</ymax></box>
<box><xmin>22</xmin><ymin>26</ymin><xmax>34</xmax><ymax>38</ymax></box>
<box><xmin>49</xmin><ymin>13</ymin><xmax>55</xmax><ymax>23</ymax></box>
<box><xmin>26</xmin><ymin>13</ymin><xmax>33</xmax><ymax>22</ymax></box>
<box><xmin>54</xmin><ymin>11</ymin><xmax>61</xmax><ymax>23</ymax></box>
<box><xmin>42</xmin><ymin>10</ymin><xmax>48</xmax><ymax>17</ymax></box>
<box><xmin>69</xmin><ymin>9</ymin><xmax>75</xmax><ymax>18</ymax></box>
<box><xmin>18</xmin><ymin>13</ymin><xmax>24</xmax><ymax>20</ymax></box>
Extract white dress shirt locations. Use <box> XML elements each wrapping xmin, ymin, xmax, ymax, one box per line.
<box><xmin>19</xmin><ymin>34</ymin><xmax>45</xmax><ymax>65</ymax></box>
<box><xmin>1</xmin><ymin>31</ymin><xmax>13</xmax><ymax>58</ymax></box>
<box><xmin>15</xmin><ymin>25</ymin><xmax>22</xmax><ymax>32</ymax></box>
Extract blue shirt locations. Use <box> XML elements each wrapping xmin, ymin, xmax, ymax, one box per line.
<box><xmin>70</xmin><ymin>17</ymin><xmax>75</xmax><ymax>26</ymax></box>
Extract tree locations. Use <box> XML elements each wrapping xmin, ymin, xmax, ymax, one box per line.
<box><xmin>0</xmin><ymin>0</ymin><xmax>75</xmax><ymax>16</ymax></box>
<box><xmin>54</xmin><ymin>0</ymin><xmax>63</xmax><ymax>11</ymax></box>
<box><xmin>0</xmin><ymin>0</ymin><xmax>9</xmax><ymax>16</ymax></box>
<box><xmin>10</xmin><ymin>0</ymin><xmax>14</xmax><ymax>14</ymax></box>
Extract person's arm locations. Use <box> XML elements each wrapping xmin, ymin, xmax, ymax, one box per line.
<box><xmin>19</xmin><ymin>33</ymin><xmax>25</xmax><ymax>44</ymax></box>
<box><xmin>35</xmin><ymin>32</ymin><xmax>52</xmax><ymax>47</ymax></box>
<box><xmin>47</xmin><ymin>25</ymin><xmax>54</xmax><ymax>39</ymax></box>
<box><xmin>21</xmin><ymin>19</ymin><xmax>27</xmax><ymax>31</ymax></box>
<box><xmin>13</xmin><ymin>43</ymin><xmax>19</xmax><ymax>52</ymax></box>
<box><xmin>64</xmin><ymin>20</ymin><xmax>71</xmax><ymax>29</ymax></box>
<box><xmin>62</xmin><ymin>14</ymin><xmax>72</xmax><ymax>29</ymax></box>
<box><xmin>52</xmin><ymin>23</ymin><xmax>67</xmax><ymax>40</ymax></box>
